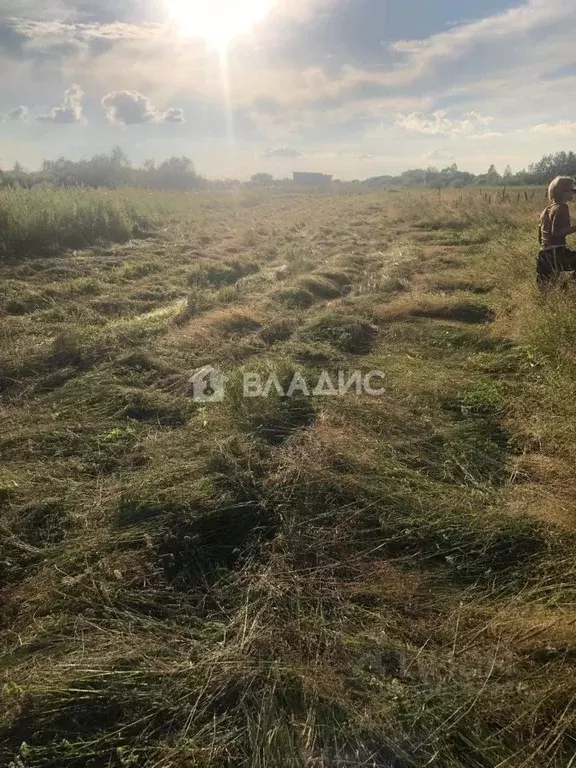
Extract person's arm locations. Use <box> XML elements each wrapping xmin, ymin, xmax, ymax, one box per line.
<box><xmin>552</xmin><ymin>222</ymin><xmax>576</xmax><ymax>236</ymax></box>
<box><xmin>551</xmin><ymin>205</ymin><xmax>576</xmax><ymax>236</ymax></box>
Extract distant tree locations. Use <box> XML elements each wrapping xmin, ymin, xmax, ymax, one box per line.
<box><xmin>152</xmin><ymin>156</ymin><xmax>199</xmax><ymax>189</ymax></box>
<box><xmin>363</xmin><ymin>174</ymin><xmax>395</xmax><ymax>189</ymax></box>
<box><xmin>399</xmin><ymin>168</ymin><xmax>427</xmax><ymax>186</ymax></box>
<box><xmin>442</xmin><ymin>164</ymin><xmax>474</xmax><ymax>188</ymax></box>
<box><xmin>42</xmin><ymin>148</ymin><xmax>132</xmax><ymax>188</ymax></box>
<box><xmin>523</xmin><ymin>150</ymin><xmax>576</xmax><ymax>184</ymax></box>
<box><xmin>110</xmin><ymin>146</ymin><xmax>130</xmax><ymax>168</ymax></box>
<box><xmin>487</xmin><ymin>164</ymin><xmax>500</xmax><ymax>182</ymax></box>
<box><xmin>5</xmin><ymin>161</ymin><xmax>41</xmax><ymax>188</ymax></box>
<box><xmin>0</xmin><ymin>150</ymin><xmax>209</xmax><ymax>190</ymax></box>
<box><xmin>251</xmin><ymin>172</ymin><xmax>274</xmax><ymax>185</ymax></box>
<box><xmin>424</xmin><ymin>166</ymin><xmax>441</xmax><ymax>187</ymax></box>
<box><xmin>475</xmin><ymin>164</ymin><xmax>501</xmax><ymax>186</ymax></box>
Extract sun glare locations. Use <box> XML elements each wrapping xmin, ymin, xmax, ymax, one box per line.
<box><xmin>167</xmin><ymin>0</ymin><xmax>274</xmax><ymax>49</ymax></box>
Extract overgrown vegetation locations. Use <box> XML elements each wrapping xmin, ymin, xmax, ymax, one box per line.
<box><xmin>0</xmin><ymin>187</ymin><xmax>574</xmax><ymax>767</ymax></box>
<box><xmin>0</xmin><ymin>185</ymin><xmax>216</xmax><ymax>256</ymax></box>
<box><xmin>0</xmin><ymin>186</ymin><xmax>157</xmax><ymax>255</ymax></box>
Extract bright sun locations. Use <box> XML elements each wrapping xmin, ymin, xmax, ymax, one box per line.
<box><xmin>167</xmin><ymin>0</ymin><xmax>274</xmax><ymax>49</ymax></box>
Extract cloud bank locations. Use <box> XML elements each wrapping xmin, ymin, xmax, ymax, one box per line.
<box><xmin>395</xmin><ymin>111</ymin><xmax>494</xmax><ymax>137</ymax></box>
<box><xmin>101</xmin><ymin>90</ymin><xmax>185</xmax><ymax>125</ymax></box>
<box><xmin>2</xmin><ymin>0</ymin><xmax>576</xmax><ymax>176</ymax></box>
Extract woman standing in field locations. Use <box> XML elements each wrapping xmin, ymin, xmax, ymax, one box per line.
<box><xmin>537</xmin><ymin>176</ymin><xmax>576</xmax><ymax>286</ymax></box>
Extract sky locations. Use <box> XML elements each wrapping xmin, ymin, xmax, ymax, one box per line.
<box><xmin>1</xmin><ymin>0</ymin><xmax>576</xmax><ymax>180</ymax></box>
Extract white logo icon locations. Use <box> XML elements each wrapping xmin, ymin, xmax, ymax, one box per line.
<box><xmin>190</xmin><ymin>366</ymin><xmax>226</xmax><ymax>403</ymax></box>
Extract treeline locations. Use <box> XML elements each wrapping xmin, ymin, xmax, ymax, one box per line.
<box><xmin>364</xmin><ymin>151</ymin><xmax>576</xmax><ymax>189</ymax></box>
<box><xmin>0</xmin><ymin>148</ymin><xmax>207</xmax><ymax>191</ymax></box>
<box><xmin>3</xmin><ymin>148</ymin><xmax>576</xmax><ymax>190</ymax></box>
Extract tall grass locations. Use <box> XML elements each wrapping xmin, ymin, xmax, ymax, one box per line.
<box><xmin>0</xmin><ymin>185</ymin><xmax>185</xmax><ymax>256</ymax></box>
<box><xmin>405</xmin><ymin>186</ymin><xmax>576</xmax><ymax>524</ymax></box>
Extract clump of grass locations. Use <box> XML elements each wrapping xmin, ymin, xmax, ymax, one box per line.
<box><xmin>450</xmin><ymin>378</ymin><xmax>510</xmax><ymax>416</ymax></box>
<box><xmin>14</xmin><ymin>499</ymin><xmax>72</xmax><ymax>547</ymax></box>
<box><xmin>378</xmin><ymin>292</ymin><xmax>495</xmax><ymax>324</ymax></box>
<box><xmin>298</xmin><ymin>276</ymin><xmax>342</xmax><ymax>299</ymax></box>
<box><xmin>289</xmin><ymin>340</ymin><xmax>344</xmax><ymax>367</ymax></box>
<box><xmin>178</xmin><ymin>288</ymin><xmax>216</xmax><ymax>320</ymax></box>
<box><xmin>4</xmin><ymin>289</ymin><xmax>50</xmax><ymax>315</ymax></box>
<box><xmin>114</xmin><ymin>387</ymin><xmax>188</xmax><ymax>426</ymax></box>
<box><xmin>224</xmin><ymin>362</ymin><xmax>318</xmax><ymax>445</ymax></box>
<box><xmin>301</xmin><ymin>310</ymin><xmax>379</xmax><ymax>354</ymax></box>
<box><xmin>186</xmin><ymin>258</ymin><xmax>260</xmax><ymax>288</ymax></box>
<box><xmin>316</xmin><ymin>268</ymin><xmax>357</xmax><ymax>287</ymax></box>
<box><xmin>276</xmin><ymin>243</ymin><xmax>319</xmax><ymax>277</ymax></box>
<box><xmin>0</xmin><ymin>185</ymin><xmax>163</xmax><ymax>257</ymax></box>
<box><xmin>4</xmin><ymin>278</ymin><xmax>105</xmax><ymax>315</ymax></box>
<box><xmin>49</xmin><ymin>330</ymin><xmax>94</xmax><ymax>368</ymax></box>
<box><xmin>274</xmin><ymin>286</ymin><xmax>316</xmax><ymax>308</ymax></box>
<box><xmin>211</xmin><ymin>310</ymin><xmax>263</xmax><ymax>336</ymax></box>
<box><xmin>114</xmin><ymin>260</ymin><xmax>163</xmax><ymax>281</ymax></box>
<box><xmin>430</xmin><ymin>278</ymin><xmax>493</xmax><ymax>294</ymax></box>
<box><xmin>258</xmin><ymin>319</ymin><xmax>295</xmax><ymax>346</ymax></box>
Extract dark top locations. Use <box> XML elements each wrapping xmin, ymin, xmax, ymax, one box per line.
<box><xmin>539</xmin><ymin>203</ymin><xmax>571</xmax><ymax>247</ymax></box>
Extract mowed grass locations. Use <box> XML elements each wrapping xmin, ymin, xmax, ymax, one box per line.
<box><xmin>0</xmin><ymin>187</ymin><xmax>575</xmax><ymax>768</ymax></box>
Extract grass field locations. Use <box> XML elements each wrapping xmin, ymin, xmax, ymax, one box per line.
<box><xmin>0</xmin><ymin>185</ymin><xmax>575</xmax><ymax>768</ymax></box>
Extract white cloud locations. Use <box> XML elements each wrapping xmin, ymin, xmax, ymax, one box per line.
<box><xmin>395</xmin><ymin>110</ymin><xmax>494</xmax><ymax>137</ymax></box>
<box><xmin>531</xmin><ymin>121</ymin><xmax>576</xmax><ymax>134</ymax></box>
<box><xmin>263</xmin><ymin>146</ymin><xmax>303</xmax><ymax>158</ymax></box>
<box><xmin>102</xmin><ymin>90</ymin><xmax>185</xmax><ymax>125</ymax></box>
<box><xmin>8</xmin><ymin>105</ymin><xmax>29</xmax><ymax>120</ymax></box>
<box><xmin>468</xmin><ymin>131</ymin><xmax>503</xmax><ymax>140</ymax></box>
<box><xmin>164</xmin><ymin>107</ymin><xmax>185</xmax><ymax>124</ymax></box>
<box><xmin>38</xmin><ymin>84</ymin><xmax>84</xmax><ymax>123</ymax></box>
<box><xmin>390</xmin><ymin>0</ymin><xmax>576</xmax><ymax>78</ymax></box>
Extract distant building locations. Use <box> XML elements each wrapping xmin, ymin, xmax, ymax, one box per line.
<box><xmin>293</xmin><ymin>172</ymin><xmax>333</xmax><ymax>186</ymax></box>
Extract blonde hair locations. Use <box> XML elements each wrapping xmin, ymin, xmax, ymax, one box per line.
<box><xmin>548</xmin><ymin>176</ymin><xmax>575</xmax><ymax>203</ymax></box>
